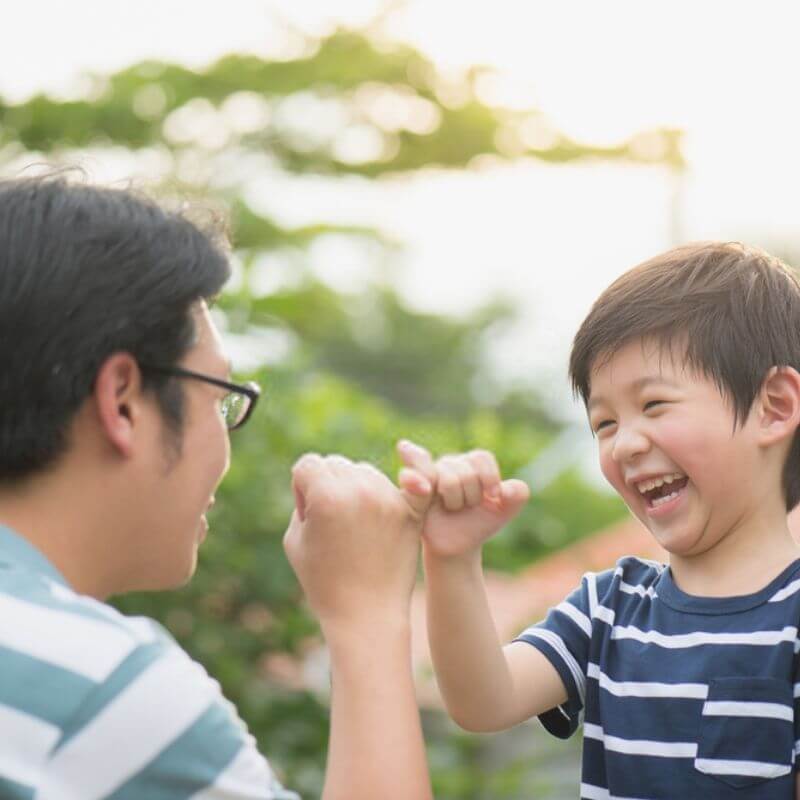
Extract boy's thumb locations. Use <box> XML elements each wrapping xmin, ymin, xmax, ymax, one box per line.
<box><xmin>494</xmin><ymin>479</ymin><xmax>530</xmax><ymax>520</ymax></box>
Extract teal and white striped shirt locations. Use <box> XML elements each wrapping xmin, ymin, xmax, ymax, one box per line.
<box><xmin>0</xmin><ymin>525</ymin><xmax>299</xmax><ymax>799</ymax></box>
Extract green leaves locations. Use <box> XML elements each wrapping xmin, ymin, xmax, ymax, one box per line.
<box><xmin>0</xmin><ymin>29</ymin><xmax>682</xmax><ymax>170</ymax></box>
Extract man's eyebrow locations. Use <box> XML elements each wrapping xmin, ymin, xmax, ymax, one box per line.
<box><xmin>587</xmin><ymin>375</ymin><xmax>678</xmax><ymax>410</ymax></box>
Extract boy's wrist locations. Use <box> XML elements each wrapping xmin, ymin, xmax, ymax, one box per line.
<box><xmin>422</xmin><ymin>541</ymin><xmax>483</xmax><ymax>575</ymax></box>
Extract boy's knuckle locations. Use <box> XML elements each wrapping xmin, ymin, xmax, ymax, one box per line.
<box><xmin>453</xmin><ymin>458</ymin><xmax>473</xmax><ymax>477</ymax></box>
<box><xmin>438</xmin><ymin>471</ymin><xmax>458</xmax><ymax>491</ymax></box>
<box><xmin>468</xmin><ymin>450</ymin><xmax>493</xmax><ymax>472</ymax></box>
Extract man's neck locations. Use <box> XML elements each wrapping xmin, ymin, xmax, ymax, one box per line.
<box><xmin>0</xmin><ymin>473</ymin><xmax>118</xmax><ymax>600</ymax></box>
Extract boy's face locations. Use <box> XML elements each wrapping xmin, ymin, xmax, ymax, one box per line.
<box><xmin>587</xmin><ymin>338</ymin><xmax>764</xmax><ymax>558</ymax></box>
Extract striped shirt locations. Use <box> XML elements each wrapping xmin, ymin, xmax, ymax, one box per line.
<box><xmin>516</xmin><ymin>556</ymin><xmax>800</xmax><ymax>799</ymax></box>
<box><xmin>0</xmin><ymin>525</ymin><xmax>299</xmax><ymax>800</ymax></box>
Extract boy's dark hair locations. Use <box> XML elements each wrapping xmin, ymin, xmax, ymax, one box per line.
<box><xmin>0</xmin><ymin>173</ymin><xmax>231</xmax><ymax>482</ymax></box>
<box><xmin>569</xmin><ymin>241</ymin><xmax>800</xmax><ymax>510</ymax></box>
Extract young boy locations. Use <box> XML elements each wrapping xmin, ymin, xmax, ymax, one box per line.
<box><xmin>398</xmin><ymin>242</ymin><xmax>800</xmax><ymax>799</ymax></box>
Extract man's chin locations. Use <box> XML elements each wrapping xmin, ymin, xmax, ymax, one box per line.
<box><xmin>121</xmin><ymin>559</ymin><xmax>199</xmax><ymax>594</ymax></box>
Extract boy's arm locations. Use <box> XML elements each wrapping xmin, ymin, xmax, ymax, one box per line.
<box><xmin>423</xmin><ymin>545</ymin><xmax>568</xmax><ymax>732</ymax></box>
<box><xmin>398</xmin><ymin>441</ymin><xmax>568</xmax><ymax>733</ymax></box>
<box><xmin>794</xmin><ymin>642</ymin><xmax>800</xmax><ymax>799</ymax></box>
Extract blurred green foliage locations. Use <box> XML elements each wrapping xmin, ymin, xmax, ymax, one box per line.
<box><xmin>0</xmin><ymin>30</ymin><xmax>683</xmax><ymax>171</ymax></box>
<box><xmin>0</xmin><ymin>18</ymin><xmax>655</xmax><ymax>798</ymax></box>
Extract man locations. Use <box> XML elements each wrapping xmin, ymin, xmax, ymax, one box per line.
<box><xmin>0</xmin><ymin>175</ymin><xmax>433</xmax><ymax>799</ymax></box>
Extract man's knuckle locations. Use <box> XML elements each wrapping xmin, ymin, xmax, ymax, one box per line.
<box><xmin>354</xmin><ymin>480</ymin><xmax>377</xmax><ymax>505</ymax></box>
<box><xmin>325</xmin><ymin>454</ymin><xmax>352</xmax><ymax>470</ymax></box>
<box><xmin>355</xmin><ymin>461</ymin><xmax>381</xmax><ymax>478</ymax></box>
<box><xmin>293</xmin><ymin>452</ymin><xmax>320</xmax><ymax>472</ymax></box>
<box><xmin>314</xmin><ymin>484</ymin><xmax>345</xmax><ymax>513</ymax></box>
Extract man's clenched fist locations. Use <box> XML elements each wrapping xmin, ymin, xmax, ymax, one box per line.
<box><xmin>283</xmin><ymin>453</ymin><xmax>434</xmax><ymax>634</ymax></box>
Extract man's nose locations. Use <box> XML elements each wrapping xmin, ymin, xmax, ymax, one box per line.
<box><xmin>611</xmin><ymin>424</ymin><xmax>650</xmax><ymax>463</ymax></box>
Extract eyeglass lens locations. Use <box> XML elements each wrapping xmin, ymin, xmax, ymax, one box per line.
<box><xmin>221</xmin><ymin>393</ymin><xmax>248</xmax><ymax>429</ymax></box>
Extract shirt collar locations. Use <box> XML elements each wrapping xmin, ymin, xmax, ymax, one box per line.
<box><xmin>0</xmin><ymin>525</ymin><xmax>71</xmax><ymax>588</ymax></box>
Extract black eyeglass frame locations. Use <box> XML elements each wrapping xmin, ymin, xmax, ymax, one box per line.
<box><xmin>138</xmin><ymin>363</ymin><xmax>261</xmax><ymax>431</ymax></box>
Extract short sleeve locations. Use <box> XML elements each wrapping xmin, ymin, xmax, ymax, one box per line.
<box><xmin>512</xmin><ymin>572</ymin><xmax>600</xmax><ymax>739</ymax></box>
<box><xmin>38</xmin><ymin>641</ymin><xmax>300</xmax><ymax>800</ymax></box>
<box><xmin>794</xmin><ymin>644</ymin><xmax>800</xmax><ymax>767</ymax></box>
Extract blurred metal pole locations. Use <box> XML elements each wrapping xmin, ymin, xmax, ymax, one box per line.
<box><xmin>668</xmin><ymin>164</ymin><xmax>687</xmax><ymax>247</ymax></box>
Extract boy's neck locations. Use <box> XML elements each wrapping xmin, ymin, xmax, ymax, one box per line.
<box><xmin>668</xmin><ymin>510</ymin><xmax>800</xmax><ymax>598</ymax></box>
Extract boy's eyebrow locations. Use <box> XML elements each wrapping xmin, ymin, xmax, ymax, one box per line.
<box><xmin>587</xmin><ymin>375</ymin><xmax>679</xmax><ymax>410</ymax></box>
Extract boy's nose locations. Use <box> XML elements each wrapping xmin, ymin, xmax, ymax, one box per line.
<box><xmin>611</xmin><ymin>426</ymin><xmax>651</xmax><ymax>463</ymax></box>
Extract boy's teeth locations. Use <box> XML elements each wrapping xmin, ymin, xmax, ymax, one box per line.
<box><xmin>637</xmin><ymin>472</ymin><xmax>684</xmax><ymax>493</ymax></box>
<box><xmin>651</xmin><ymin>490</ymin><xmax>680</xmax><ymax>507</ymax></box>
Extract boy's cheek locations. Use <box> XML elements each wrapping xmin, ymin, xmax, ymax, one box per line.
<box><xmin>598</xmin><ymin>452</ymin><xmax>626</xmax><ymax>496</ymax></box>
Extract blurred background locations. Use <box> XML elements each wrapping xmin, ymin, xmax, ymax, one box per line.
<box><xmin>2</xmin><ymin>1</ymin><xmax>799</xmax><ymax>796</ymax></box>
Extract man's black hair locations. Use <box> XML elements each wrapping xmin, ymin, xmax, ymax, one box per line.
<box><xmin>0</xmin><ymin>174</ymin><xmax>231</xmax><ymax>482</ymax></box>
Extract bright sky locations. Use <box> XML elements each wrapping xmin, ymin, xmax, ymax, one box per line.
<box><xmin>2</xmin><ymin>0</ymin><xmax>799</xmax><ymax>473</ymax></box>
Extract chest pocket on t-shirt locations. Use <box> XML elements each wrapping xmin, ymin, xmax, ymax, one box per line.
<box><xmin>693</xmin><ymin>677</ymin><xmax>794</xmax><ymax>789</ymax></box>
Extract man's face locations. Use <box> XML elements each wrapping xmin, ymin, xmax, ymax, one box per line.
<box><xmin>587</xmin><ymin>338</ymin><xmax>764</xmax><ymax>559</ymax></box>
<box><xmin>134</xmin><ymin>303</ymin><xmax>232</xmax><ymax>589</ymax></box>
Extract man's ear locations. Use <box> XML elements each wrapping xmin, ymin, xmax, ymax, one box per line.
<box><xmin>757</xmin><ymin>366</ymin><xmax>800</xmax><ymax>447</ymax></box>
<box><xmin>93</xmin><ymin>353</ymin><xmax>145</xmax><ymax>458</ymax></box>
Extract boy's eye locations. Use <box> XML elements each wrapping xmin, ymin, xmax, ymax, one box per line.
<box><xmin>644</xmin><ymin>400</ymin><xmax>664</xmax><ymax>411</ymax></box>
<box><xmin>593</xmin><ymin>419</ymin><xmax>615</xmax><ymax>433</ymax></box>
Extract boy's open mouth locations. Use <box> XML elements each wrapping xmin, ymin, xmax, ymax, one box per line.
<box><xmin>637</xmin><ymin>473</ymin><xmax>689</xmax><ymax>509</ymax></box>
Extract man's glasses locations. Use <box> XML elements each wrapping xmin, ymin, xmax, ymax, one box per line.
<box><xmin>139</xmin><ymin>364</ymin><xmax>261</xmax><ymax>431</ymax></box>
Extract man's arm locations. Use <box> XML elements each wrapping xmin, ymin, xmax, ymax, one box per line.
<box><xmin>323</xmin><ymin>617</ymin><xmax>430</xmax><ymax>800</ymax></box>
<box><xmin>284</xmin><ymin>454</ymin><xmax>434</xmax><ymax>800</ymax></box>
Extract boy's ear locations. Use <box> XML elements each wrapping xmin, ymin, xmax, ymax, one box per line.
<box><xmin>756</xmin><ymin>366</ymin><xmax>800</xmax><ymax>447</ymax></box>
<box><xmin>93</xmin><ymin>352</ymin><xmax>145</xmax><ymax>458</ymax></box>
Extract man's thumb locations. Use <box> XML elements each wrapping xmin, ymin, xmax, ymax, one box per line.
<box><xmin>282</xmin><ymin>510</ymin><xmax>303</xmax><ymax>565</ymax></box>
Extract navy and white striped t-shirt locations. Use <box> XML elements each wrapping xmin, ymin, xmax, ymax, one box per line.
<box><xmin>516</xmin><ymin>556</ymin><xmax>800</xmax><ymax>799</ymax></box>
<box><xmin>0</xmin><ymin>526</ymin><xmax>299</xmax><ymax>800</ymax></box>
